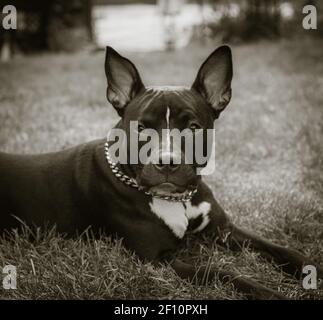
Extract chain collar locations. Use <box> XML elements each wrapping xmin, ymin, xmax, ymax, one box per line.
<box><xmin>104</xmin><ymin>141</ymin><xmax>197</xmax><ymax>202</ymax></box>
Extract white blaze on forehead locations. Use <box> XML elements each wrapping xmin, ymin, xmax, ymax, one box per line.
<box><xmin>166</xmin><ymin>106</ymin><xmax>170</xmax><ymax>128</ymax></box>
<box><xmin>149</xmin><ymin>199</ymin><xmax>211</xmax><ymax>238</ymax></box>
<box><xmin>165</xmin><ymin>106</ymin><xmax>171</xmax><ymax>153</ymax></box>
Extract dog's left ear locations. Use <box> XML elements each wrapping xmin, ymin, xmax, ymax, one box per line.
<box><xmin>105</xmin><ymin>46</ymin><xmax>145</xmax><ymax>116</ymax></box>
<box><xmin>192</xmin><ymin>45</ymin><xmax>233</xmax><ymax>118</ymax></box>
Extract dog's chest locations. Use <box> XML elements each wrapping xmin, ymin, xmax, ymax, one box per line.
<box><xmin>149</xmin><ymin>199</ymin><xmax>211</xmax><ymax>238</ymax></box>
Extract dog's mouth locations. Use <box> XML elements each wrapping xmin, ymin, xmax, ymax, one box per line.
<box><xmin>140</xmin><ymin>182</ymin><xmax>196</xmax><ymax>197</ymax></box>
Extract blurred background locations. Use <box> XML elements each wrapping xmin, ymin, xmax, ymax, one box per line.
<box><xmin>0</xmin><ymin>0</ymin><xmax>322</xmax><ymax>56</ymax></box>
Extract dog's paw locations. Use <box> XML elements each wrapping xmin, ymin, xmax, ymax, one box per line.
<box><xmin>234</xmin><ymin>277</ymin><xmax>287</xmax><ymax>300</ymax></box>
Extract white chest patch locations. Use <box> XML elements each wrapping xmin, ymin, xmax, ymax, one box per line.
<box><xmin>149</xmin><ymin>199</ymin><xmax>188</xmax><ymax>239</ymax></box>
<box><xmin>149</xmin><ymin>198</ymin><xmax>211</xmax><ymax>238</ymax></box>
<box><xmin>185</xmin><ymin>201</ymin><xmax>211</xmax><ymax>233</ymax></box>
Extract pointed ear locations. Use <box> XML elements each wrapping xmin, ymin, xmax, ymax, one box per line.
<box><xmin>105</xmin><ymin>46</ymin><xmax>145</xmax><ymax>116</ymax></box>
<box><xmin>192</xmin><ymin>45</ymin><xmax>233</xmax><ymax>118</ymax></box>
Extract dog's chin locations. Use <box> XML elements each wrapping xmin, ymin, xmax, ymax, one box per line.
<box><xmin>142</xmin><ymin>182</ymin><xmax>194</xmax><ymax>197</ymax></box>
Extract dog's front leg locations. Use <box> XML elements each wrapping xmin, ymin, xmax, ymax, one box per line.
<box><xmin>169</xmin><ymin>259</ymin><xmax>285</xmax><ymax>300</ymax></box>
<box><xmin>216</xmin><ymin>222</ymin><xmax>323</xmax><ymax>280</ymax></box>
<box><xmin>200</xmin><ymin>184</ymin><xmax>323</xmax><ymax>280</ymax></box>
<box><xmin>192</xmin><ymin>182</ymin><xmax>322</xmax><ymax>294</ymax></box>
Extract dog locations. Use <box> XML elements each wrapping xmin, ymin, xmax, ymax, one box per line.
<box><xmin>0</xmin><ymin>45</ymin><xmax>322</xmax><ymax>299</ymax></box>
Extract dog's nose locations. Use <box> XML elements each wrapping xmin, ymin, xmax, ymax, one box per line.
<box><xmin>154</xmin><ymin>153</ymin><xmax>180</xmax><ymax>172</ymax></box>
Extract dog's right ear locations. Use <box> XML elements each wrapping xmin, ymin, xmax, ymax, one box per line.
<box><xmin>192</xmin><ymin>45</ymin><xmax>233</xmax><ymax>118</ymax></box>
<box><xmin>105</xmin><ymin>46</ymin><xmax>144</xmax><ymax>116</ymax></box>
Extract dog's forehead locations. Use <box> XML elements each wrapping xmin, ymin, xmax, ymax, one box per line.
<box><xmin>130</xmin><ymin>86</ymin><xmax>203</xmax><ymax>121</ymax></box>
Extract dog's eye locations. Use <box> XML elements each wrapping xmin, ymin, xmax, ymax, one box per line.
<box><xmin>137</xmin><ymin>124</ymin><xmax>146</xmax><ymax>132</ymax></box>
<box><xmin>189</xmin><ymin>122</ymin><xmax>201</xmax><ymax>130</ymax></box>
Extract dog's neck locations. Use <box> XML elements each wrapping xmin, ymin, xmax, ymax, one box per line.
<box><xmin>107</xmin><ymin>119</ymin><xmax>138</xmax><ymax>179</ymax></box>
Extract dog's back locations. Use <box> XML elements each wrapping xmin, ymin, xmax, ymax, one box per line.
<box><xmin>0</xmin><ymin>141</ymin><xmax>104</xmax><ymax>232</ymax></box>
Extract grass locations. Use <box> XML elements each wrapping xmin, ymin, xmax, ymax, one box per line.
<box><xmin>0</xmin><ymin>37</ymin><xmax>323</xmax><ymax>299</ymax></box>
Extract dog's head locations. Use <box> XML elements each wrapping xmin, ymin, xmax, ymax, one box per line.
<box><xmin>105</xmin><ymin>46</ymin><xmax>233</xmax><ymax>197</ymax></box>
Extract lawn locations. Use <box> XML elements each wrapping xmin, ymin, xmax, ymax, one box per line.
<box><xmin>0</xmin><ymin>38</ymin><xmax>323</xmax><ymax>299</ymax></box>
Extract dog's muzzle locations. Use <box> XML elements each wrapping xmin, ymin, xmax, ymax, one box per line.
<box><xmin>104</xmin><ymin>141</ymin><xmax>197</xmax><ymax>202</ymax></box>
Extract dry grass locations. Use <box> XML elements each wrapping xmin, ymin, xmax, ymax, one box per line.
<box><xmin>0</xmin><ymin>38</ymin><xmax>323</xmax><ymax>299</ymax></box>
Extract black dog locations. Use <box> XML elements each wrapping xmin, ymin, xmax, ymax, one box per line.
<box><xmin>0</xmin><ymin>46</ymin><xmax>321</xmax><ymax>299</ymax></box>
